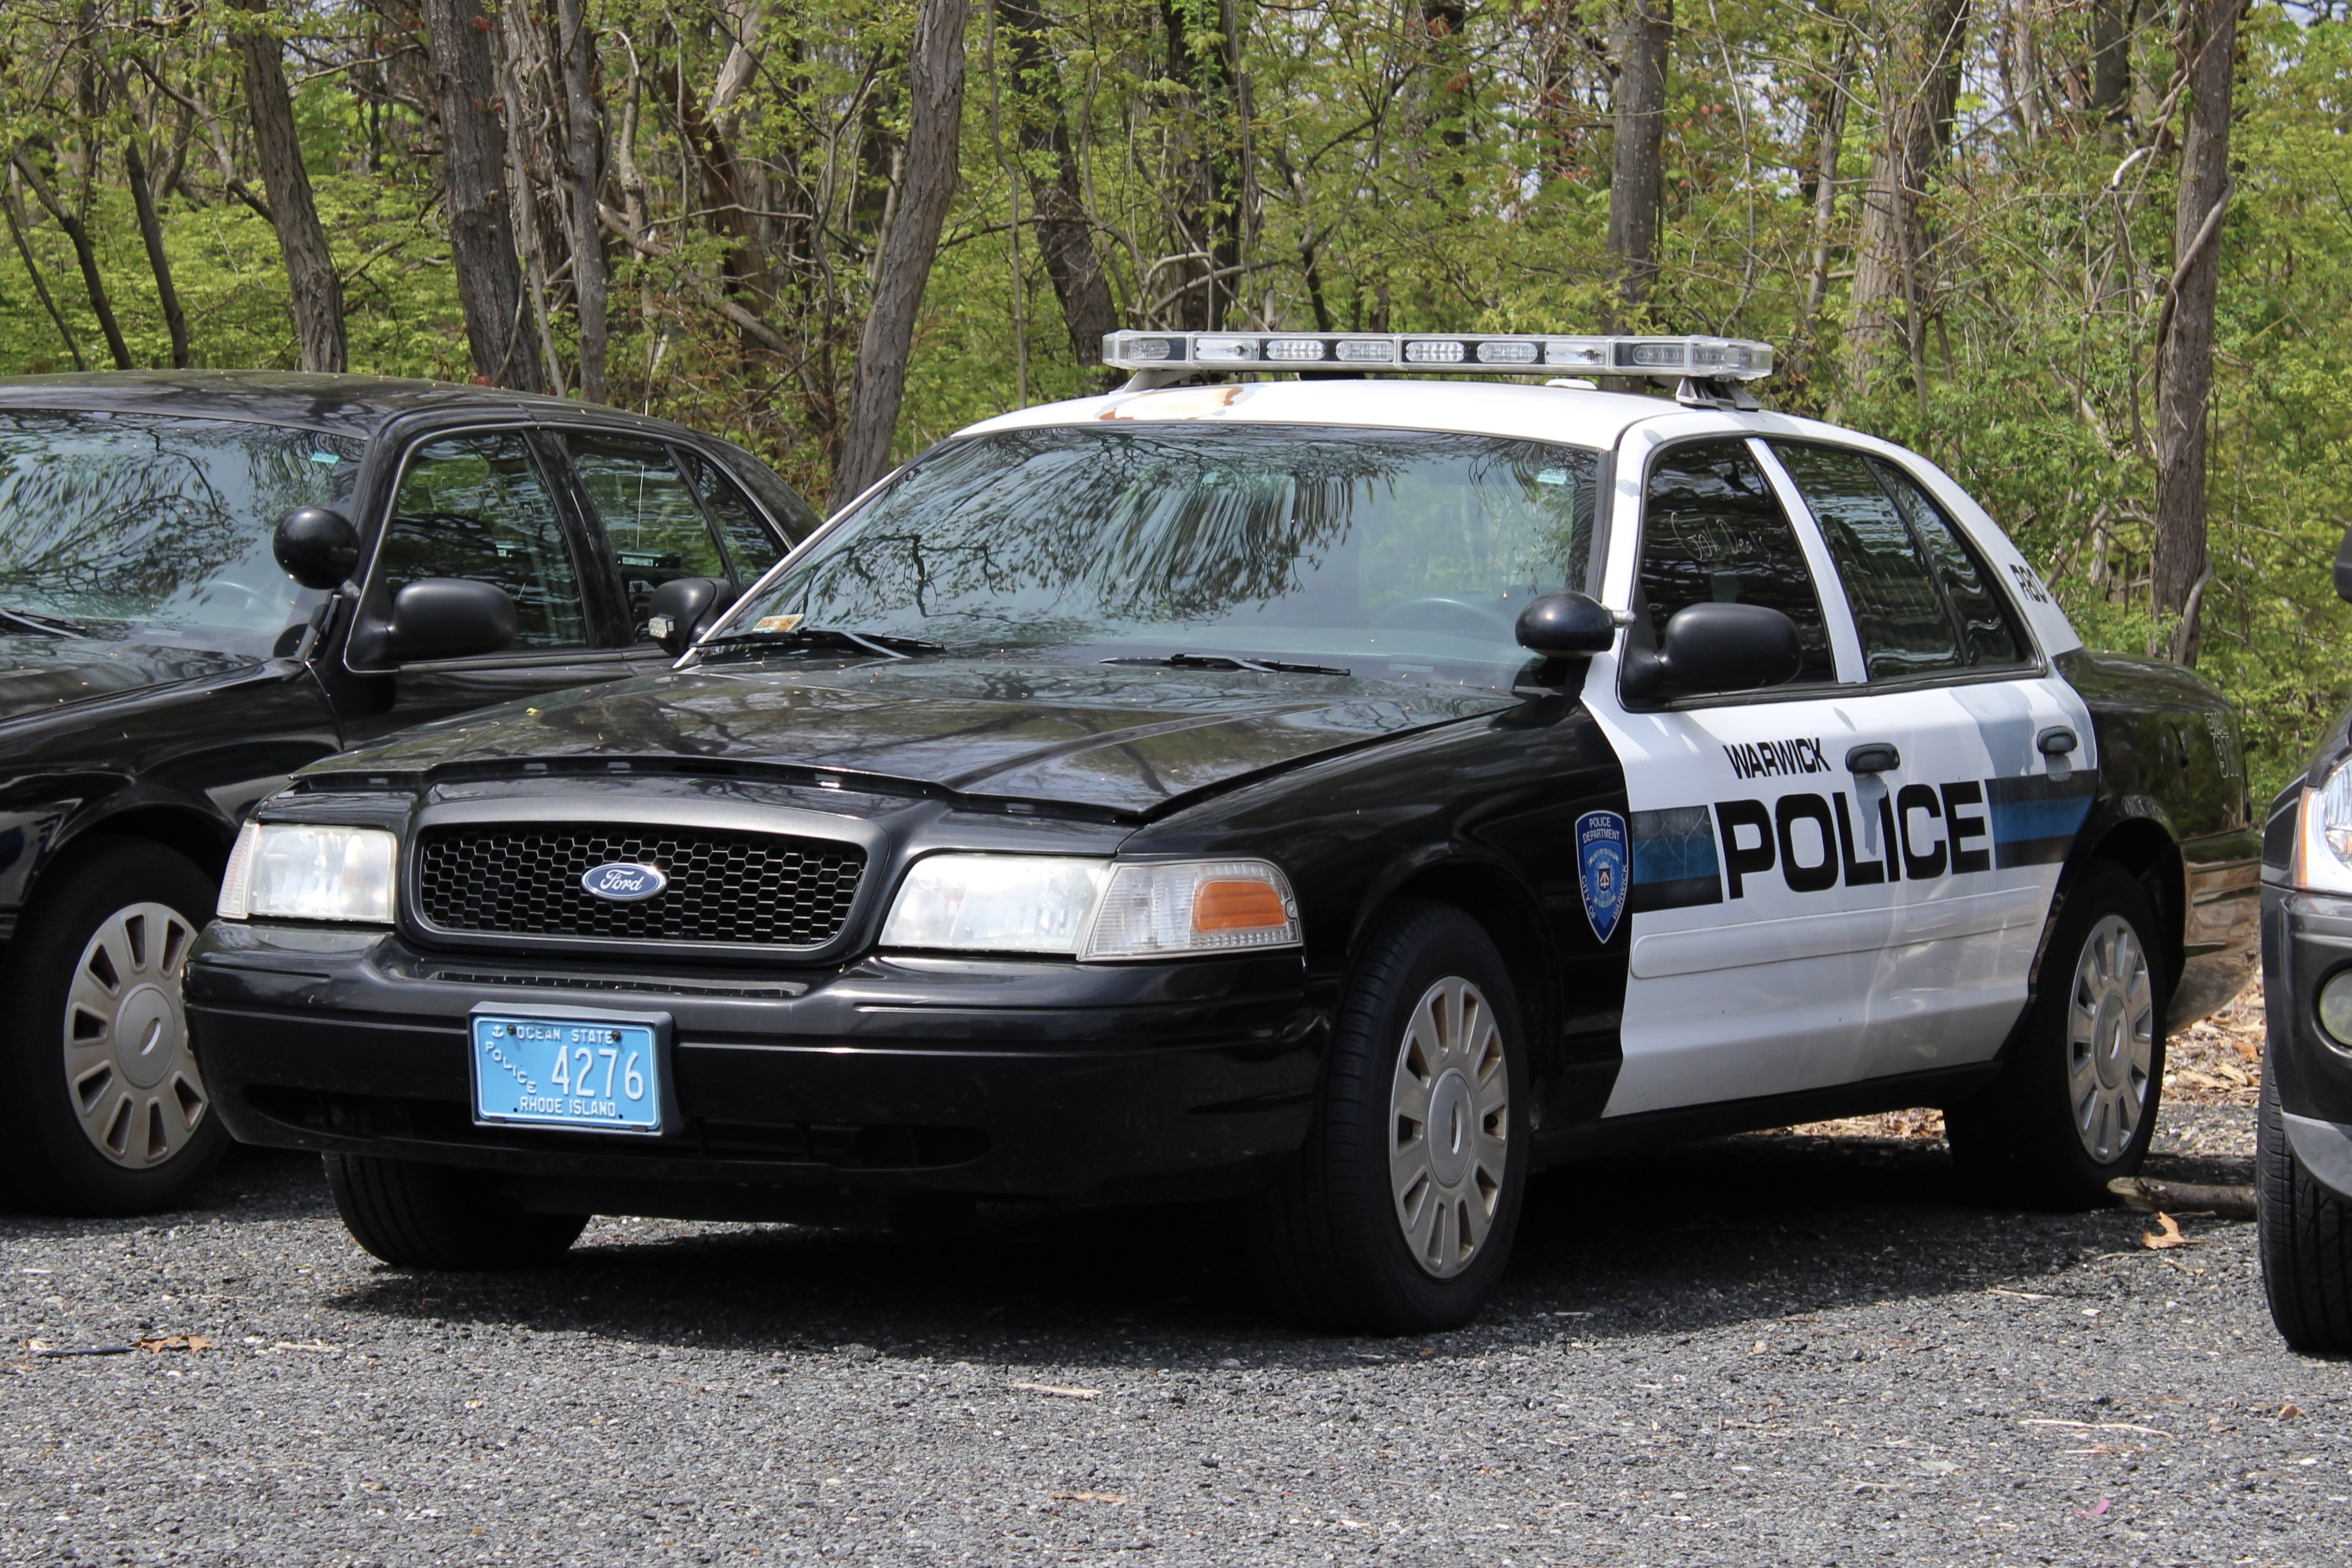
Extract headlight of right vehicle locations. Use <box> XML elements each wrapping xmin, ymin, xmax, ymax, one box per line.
<box><xmin>878</xmin><ymin>853</ymin><xmax>1300</xmax><ymax>960</ymax></box>
<box><xmin>217</xmin><ymin>821</ymin><xmax>399</xmax><ymax>924</ymax></box>
<box><xmin>2295</xmin><ymin>760</ymin><xmax>2352</xmax><ymax>895</ymax></box>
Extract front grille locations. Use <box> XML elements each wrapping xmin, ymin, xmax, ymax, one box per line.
<box><xmin>415</xmin><ymin>823</ymin><xmax>865</xmax><ymax>948</ymax></box>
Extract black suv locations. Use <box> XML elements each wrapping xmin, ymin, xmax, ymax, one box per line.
<box><xmin>0</xmin><ymin>372</ymin><xmax>815</xmax><ymax>1214</ymax></box>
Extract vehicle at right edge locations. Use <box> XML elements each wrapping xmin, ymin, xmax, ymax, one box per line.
<box><xmin>2259</xmin><ymin>534</ymin><xmax>2352</xmax><ymax>1352</ymax></box>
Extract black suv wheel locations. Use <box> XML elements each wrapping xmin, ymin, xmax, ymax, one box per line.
<box><xmin>0</xmin><ymin>837</ymin><xmax>227</xmax><ymax>1214</ymax></box>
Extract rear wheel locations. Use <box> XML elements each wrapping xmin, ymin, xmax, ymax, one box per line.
<box><xmin>1947</xmin><ymin>860</ymin><xmax>2165</xmax><ymax>1208</ymax></box>
<box><xmin>2256</xmin><ymin>1065</ymin><xmax>2352</xmax><ymax>1353</ymax></box>
<box><xmin>326</xmin><ymin>1154</ymin><xmax>587</xmax><ymax>1270</ymax></box>
<box><xmin>1253</xmin><ymin>902</ymin><xmax>1528</xmax><ymax>1334</ymax></box>
<box><xmin>0</xmin><ymin>837</ymin><xmax>227</xmax><ymax>1214</ymax></box>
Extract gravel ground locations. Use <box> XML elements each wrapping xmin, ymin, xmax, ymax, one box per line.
<box><xmin>3</xmin><ymin>1098</ymin><xmax>2343</xmax><ymax>1567</ymax></box>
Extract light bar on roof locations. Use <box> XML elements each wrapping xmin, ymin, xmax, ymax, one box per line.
<box><xmin>1102</xmin><ymin>331</ymin><xmax>1775</xmax><ymax>383</ymax></box>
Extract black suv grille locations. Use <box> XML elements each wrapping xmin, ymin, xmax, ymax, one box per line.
<box><xmin>415</xmin><ymin>824</ymin><xmax>865</xmax><ymax>948</ymax></box>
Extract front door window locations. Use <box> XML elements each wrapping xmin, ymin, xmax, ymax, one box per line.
<box><xmin>380</xmin><ymin>433</ymin><xmax>587</xmax><ymax>650</ymax></box>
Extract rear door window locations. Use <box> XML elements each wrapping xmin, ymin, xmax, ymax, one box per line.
<box><xmin>379</xmin><ymin>432</ymin><xmax>587</xmax><ymax>650</ymax></box>
<box><xmin>564</xmin><ymin>435</ymin><xmax>731</xmax><ymax>636</ymax></box>
<box><xmin>1770</xmin><ymin>442</ymin><xmax>1960</xmax><ymax>680</ymax></box>
<box><xmin>1869</xmin><ymin>459</ymin><xmax>2028</xmax><ymax>667</ymax></box>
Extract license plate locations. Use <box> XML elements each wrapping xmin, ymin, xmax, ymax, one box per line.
<box><xmin>470</xmin><ymin>1007</ymin><xmax>670</xmax><ymax>1135</ymax></box>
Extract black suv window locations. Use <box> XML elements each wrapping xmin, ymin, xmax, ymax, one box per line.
<box><xmin>1773</xmin><ymin>442</ymin><xmax>2023</xmax><ymax>678</ymax></box>
<box><xmin>682</xmin><ymin>449</ymin><xmax>784</xmax><ymax>581</ymax></box>
<box><xmin>380</xmin><ymin>433</ymin><xmax>587</xmax><ymax>649</ymax></box>
<box><xmin>564</xmin><ymin>435</ymin><xmax>731</xmax><ymax>636</ymax></box>
<box><xmin>1637</xmin><ymin>440</ymin><xmax>1835</xmax><ymax>685</ymax></box>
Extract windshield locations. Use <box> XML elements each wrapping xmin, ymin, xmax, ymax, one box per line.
<box><xmin>721</xmin><ymin>423</ymin><xmax>1601</xmax><ymax>691</ymax></box>
<box><xmin>0</xmin><ymin>411</ymin><xmax>363</xmax><ymax>656</ymax></box>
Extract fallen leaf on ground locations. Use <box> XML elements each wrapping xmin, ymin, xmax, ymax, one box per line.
<box><xmin>136</xmin><ymin>1335</ymin><xmax>213</xmax><ymax>1353</ymax></box>
<box><xmin>2076</xmin><ymin>1496</ymin><xmax>2113</xmax><ymax>1519</ymax></box>
<box><xmin>1009</xmin><ymin>1381</ymin><xmax>1099</xmax><ymax>1400</ymax></box>
<box><xmin>2141</xmin><ymin>1213</ymin><xmax>2209</xmax><ymax>1251</ymax></box>
<box><xmin>2277</xmin><ymin>1403</ymin><xmax>2302</xmax><ymax>1420</ymax></box>
<box><xmin>1053</xmin><ymin>1491</ymin><xmax>1128</xmax><ymax>1504</ymax></box>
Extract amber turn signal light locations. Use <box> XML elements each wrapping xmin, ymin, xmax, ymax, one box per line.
<box><xmin>1193</xmin><ymin>878</ymin><xmax>1290</xmax><ymax>932</ymax></box>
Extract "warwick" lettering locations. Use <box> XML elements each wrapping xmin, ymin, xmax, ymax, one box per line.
<box><xmin>1723</xmin><ymin>737</ymin><xmax>1830</xmax><ymax>780</ymax></box>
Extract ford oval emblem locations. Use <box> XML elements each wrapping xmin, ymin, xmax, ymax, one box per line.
<box><xmin>580</xmin><ymin>862</ymin><xmax>668</xmax><ymax>902</ymax></box>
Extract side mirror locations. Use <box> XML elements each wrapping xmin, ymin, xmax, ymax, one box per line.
<box><xmin>646</xmin><ymin>576</ymin><xmax>738</xmax><ymax>656</ymax></box>
<box><xmin>273</xmin><ymin>506</ymin><xmax>359</xmax><ymax>590</ymax></box>
<box><xmin>2335</xmin><ymin>522</ymin><xmax>2352</xmax><ymax>604</ymax></box>
<box><xmin>1514</xmin><ymin>590</ymin><xmax>1617</xmax><ymax>657</ymax></box>
<box><xmin>1622</xmin><ymin>602</ymin><xmax>1800</xmax><ymax>699</ymax></box>
<box><xmin>386</xmin><ymin>579</ymin><xmax>518</xmax><ymax>661</ymax></box>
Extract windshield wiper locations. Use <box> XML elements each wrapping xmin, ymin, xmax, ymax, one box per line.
<box><xmin>1104</xmin><ymin>652</ymin><xmax>1352</xmax><ymax>677</ymax></box>
<box><xmin>699</xmin><ymin>625</ymin><xmax>945</xmax><ymax>659</ymax></box>
<box><xmin>0</xmin><ymin>606</ymin><xmax>85</xmax><ymax>637</ymax></box>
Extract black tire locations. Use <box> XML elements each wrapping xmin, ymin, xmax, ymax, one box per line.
<box><xmin>1946</xmin><ymin>859</ymin><xmax>2167</xmax><ymax>1209</ymax></box>
<box><xmin>2257</xmin><ymin>1064</ymin><xmax>2352</xmax><ymax>1353</ymax></box>
<box><xmin>0</xmin><ymin>836</ymin><xmax>228</xmax><ymax>1215</ymax></box>
<box><xmin>1253</xmin><ymin>901</ymin><xmax>1529</xmax><ymax>1335</ymax></box>
<box><xmin>325</xmin><ymin>1154</ymin><xmax>588</xmax><ymax>1270</ymax></box>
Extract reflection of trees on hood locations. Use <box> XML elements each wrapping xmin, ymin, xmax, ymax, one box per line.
<box><xmin>0</xmin><ymin>414</ymin><xmax>353</xmax><ymax>614</ymax></box>
<box><xmin>768</xmin><ymin>425</ymin><xmax>1594</xmax><ymax>637</ymax></box>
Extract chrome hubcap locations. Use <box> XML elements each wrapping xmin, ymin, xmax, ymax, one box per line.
<box><xmin>2067</xmin><ymin>913</ymin><xmax>2154</xmax><ymax>1164</ymax></box>
<box><xmin>63</xmin><ymin>902</ymin><xmax>207</xmax><ymax>1169</ymax></box>
<box><xmin>1388</xmin><ymin>976</ymin><xmax>1508</xmax><ymax>1279</ymax></box>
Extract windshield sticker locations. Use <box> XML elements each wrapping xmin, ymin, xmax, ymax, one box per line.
<box><xmin>1576</xmin><ymin>810</ymin><xmax>1630</xmax><ymax>944</ymax></box>
<box><xmin>755</xmin><ymin>614</ymin><xmax>806</xmax><ymax>633</ymax></box>
<box><xmin>309</xmin><ymin>451</ymin><xmax>342</xmax><ymax>465</ymax></box>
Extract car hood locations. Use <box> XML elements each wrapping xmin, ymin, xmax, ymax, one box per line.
<box><xmin>0</xmin><ymin>635</ymin><xmax>261</xmax><ymax>725</ymax></box>
<box><xmin>329</xmin><ymin>657</ymin><xmax>1518</xmax><ymax>816</ymax></box>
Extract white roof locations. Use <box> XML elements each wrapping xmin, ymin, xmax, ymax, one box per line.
<box><xmin>957</xmin><ymin>377</ymin><xmax>1673</xmax><ymax>452</ymax></box>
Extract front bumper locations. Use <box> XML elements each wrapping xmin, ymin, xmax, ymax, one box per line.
<box><xmin>187</xmin><ymin>922</ymin><xmax>1325</xmax><ymax>1211</ymax></box>
<box><xmin>2261</xmin><ymin>886</ymin><xmax>2352</xmax><ymax>1202</ymax></box>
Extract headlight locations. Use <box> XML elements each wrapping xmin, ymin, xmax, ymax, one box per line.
<box><xmin>217</xmin><ymin>821</ymin><xmax>399</xmax><ymax>924</ymax></box>
<box><xmin>2296</xmin><ymin>762</ymin><xmax>2352</xmax><ymax>895</ymax></box>
<box><xmin>1082</xmin><ymin>859</ymin><xmax>1301</xmax><ymax>960</ymax></box>
<box><xmin>879</xmin><ymin>855</ymin><xmax>1111</xmax><ymax>954</ymax></box>
<box><xmin>878</xmin><ymin>854</ymin><xmax>1301</xmax><ymax>959</ymax></box>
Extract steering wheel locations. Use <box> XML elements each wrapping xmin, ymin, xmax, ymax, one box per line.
<box><xmin>1368</xmin><ymin>595</ymin><xmax>1517</xmax><ymax>640</ymax></box>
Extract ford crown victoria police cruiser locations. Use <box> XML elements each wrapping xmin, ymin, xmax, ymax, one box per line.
<box><xmin>185</xmin><ymin>333</ymin><xmax>2258</xmax><ymax>1332</ymax></box>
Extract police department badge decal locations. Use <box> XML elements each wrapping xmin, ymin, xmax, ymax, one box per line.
<box><xmin>1575</xmin><ymin>809</ymin><xmax>1630</xmax><ymax>945</ymax></box>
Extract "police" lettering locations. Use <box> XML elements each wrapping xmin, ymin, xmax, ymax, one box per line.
<box><xmin>1716</xmin><ymin>780</ymin><xmax>1995</xmax><ymax>898</ymax></box>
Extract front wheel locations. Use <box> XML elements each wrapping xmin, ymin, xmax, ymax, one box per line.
<box><xmin>0</xmin><ymin>837</ymin><xmax>227</xmax><ymax>1214</ymax></box>
<box><xmin>1253</xmin><ymin>902</ymin><xmax>1529</xmax><ymax>1334</ymax></box>
<box><xmin>326</xmin><ymin>1155</ymin><xmax>587</xmax><ymax>1270</ymax></box>
<box><xmin>1946</xmin><ymin>859</ymin><xmax>2166</xmax><ymax>1208</ymax></box>
<box><xmin>2256</xmin><ymin>1065</ymin><xmax>2352</xmax><ymax>1353</ymax></box>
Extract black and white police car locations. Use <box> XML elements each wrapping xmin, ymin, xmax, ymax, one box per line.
<box><xmin>187</xmin><ymin>332</ymin><xmax>2258</xmax><ymax>1332</ymax></box>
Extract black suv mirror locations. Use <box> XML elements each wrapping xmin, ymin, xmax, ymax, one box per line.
<box><xmin>647</xmin><ymin>576</ymin><xmax>738</xmax><ymax>657</ymax></box>
<box><xmin>386</xmin><ymin>579</ymin><xmax>518</xmax><ymax>661</ymax></box>
<box><xmin>1622</xmin><ymin>602</ymin><xmax>1800</xmax><ymax>699</ymax></box>
<box><xmin>1514</xmin><ymin>590</ymin><xmax>1616</xmax><ymax>657</ymax></box>
<box><xmin>273</xmin><ymin>506</ymin><xmax>359</xmax><ymax>590</ymax></box>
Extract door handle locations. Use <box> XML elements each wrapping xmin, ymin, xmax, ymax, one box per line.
<box><xmin>1845</xmin><ymin>743</ymin><xmax>1901</xmax><ymax>775</ymax></box>
<box><xmin>2037</xmin><ymin>726</ymin><xmax>2078</xmax><ymax>756</ymax></box>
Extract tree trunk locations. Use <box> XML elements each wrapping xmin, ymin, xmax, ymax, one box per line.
<box><xmin>123</xmin><ymin>138</ymin><xmax>191</xmax><ymax>369</ymax></box>
<box><xmin>994</xmin><ymin>0</ymin><xmax>1117</xmax><ymax>369</ymax></box>
<box><xmin>2088</xmin><ymin>0</ymin><xmax>2131</xmax><ymax>127</ymax></box>
<box><xmin>9</xmin><ymin>150</ymin><xmax>132</xmax><ymax>370</ymax></box>
<box><xmin>1796</xmin><ymin>39</ymin><xmax>1855</xmax><ymax>382</ymax></box>
<box><xmin>1844</xmin><ymin>0</ymin><xmax>1970</xmax><ymax>397</ymax></box>
<box><xmin>1604</xmin><ymin>0</ymin><xmax>1670</xmax><ymax>326</ymax></box>
<box><xmin>2150</xmin><ymin>0</ymin><xmax>2237</xmax><ymax>668</ymax></box>
<box><xmin>834</xmin><ymin>0</ymin><xmax>969</xmax><ymax>504</ymax></box>
<box><xmin>3</xmin><ymin>171</ymin><xmax>85</xmax><ymax>370</ymax></box>
<box><xmin>421</xmin><ymin>0</ymin><xmax>544</xmax><ymax>390</ymax></box>
<box><xmin>551</xmin><ymin>0</ymin><xmax>608</xmax><ymax>402</ymax></box>
<box><xmin>234</xmin><ymin>8</ymin><xmax>347</xmax><ymax>373</ymax></box>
